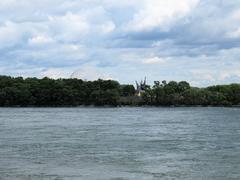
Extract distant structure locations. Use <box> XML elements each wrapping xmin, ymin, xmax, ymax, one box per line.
<box><xmin>135</xmin><ymin>77</ymin><xmax>147</xmax><ymax>96</ymax></box>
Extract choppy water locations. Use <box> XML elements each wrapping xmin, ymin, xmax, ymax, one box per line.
<box><xmin>0</xmin><ymin>107</ymin><xmax>240</xmax><ymax>180</ymax></box>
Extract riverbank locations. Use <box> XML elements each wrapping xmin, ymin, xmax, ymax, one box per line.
<box><xmin>0</xmin><ymin>76</ymin><xmax>240</xmax><ymax>107</ymax></box>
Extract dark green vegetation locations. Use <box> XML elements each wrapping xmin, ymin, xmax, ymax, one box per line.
<box><xmin>0</xmin><ymin>76</ymin><xmax>240</xmax><ymax>107</ymax></box>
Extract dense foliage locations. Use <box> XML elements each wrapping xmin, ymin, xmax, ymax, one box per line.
<box><xmin>0</xmin><ymin>76</ymin><xmax>240</xmax><ymax>106</ymax></box>
<box><xmin>142</xmin><ymin>81</ymin><xmax>240</xmax><ymax>106</ymax></box>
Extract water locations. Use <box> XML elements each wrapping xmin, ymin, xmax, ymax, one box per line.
<box><xmin>0</xmin><ymin>107</ymin><xmax>240</xmax><ymax>180</ymax></box>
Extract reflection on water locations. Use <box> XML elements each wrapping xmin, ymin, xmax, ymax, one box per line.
<box><xmin>0</xmin><ymin>107</ymin><xmax>240</xmax><ymax>180</ymax></box>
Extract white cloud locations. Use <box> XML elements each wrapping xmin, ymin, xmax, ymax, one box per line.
<box><xmin>0</xmin><ymin>21</ymin><xmax>22</xmax><ymax>48</ymax></box>
<box><xmin>226</xmin><ymin>27</ymin><xmax>240</xmax><ymax>38</ymax></box>
<box><xmin>28</xmin><ymin>35</ymin><xmax>55</xmax><ymax>45</ymax></box>
<box><xmin>0</xmin><ymin>0</ymin><xmax>17</xmax><ymax>8</ymax></box>
<box><xmin>101</xmin><ymin>0</ymin><xmax>141</xmax><ymax>7</ymax></box>
<box><xmin>219</xmin><ymin>70</ymin><xmax>240</xmax><ymax>81</ymax></box>
<box><xmin>41</xmin><ymin>68</ymin><xmax>71</xmax><ymax>79</ymax></box>
<box><xmin>101</xmin><ymin>21</ymin><xmax>116</xmax><ymax>33</ymax></box>
<box><xmin>71</xmin><ymin>67</ymin><xmax>113</xmax><ymax>81</ymax></box>
<box><xmin>0</xmin><ymin>0</ymin><xmax>240</xmax><ymax>86</ymax></box>
<box><xmin>49</xmin><ymin>12</ymin><xmax>90</xmax><ymax>42</ymax></box>
<box><xmin>142</xmin><ymin>57</ymin><xmax>166</xmax><ymax>65</ymax></box>
<box><xmin>126</xmin><ymin>0</ymin><xmax>199</xmax><ymax>32</ymax></box>
<box><xmin>191</xmin><ymin>70</ymin><xmax>216</xmax><ymax>82</ymax></box>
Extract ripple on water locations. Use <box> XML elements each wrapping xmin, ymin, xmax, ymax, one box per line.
<box><xmin>0</xmin><ymin>107</ymin><xmax>240</xmax><ymax>180</ymax></box>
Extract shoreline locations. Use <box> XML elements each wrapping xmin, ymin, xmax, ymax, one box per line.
<box><xmin>0</xmin><ymin>105</ymin><xmax>239</xmax><ymax>108</ymax></box>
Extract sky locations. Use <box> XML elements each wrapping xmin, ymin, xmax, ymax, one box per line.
<box><xmin>0</xmin><ymin>0</ymin><xmax>240</xmax><ymax>86</ymax></box>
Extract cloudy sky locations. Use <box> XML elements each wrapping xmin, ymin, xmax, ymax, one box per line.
<box><xmin>0</xmin><ymin>0</ymin><xmax>240</xmax><ymax>86</ymax></box>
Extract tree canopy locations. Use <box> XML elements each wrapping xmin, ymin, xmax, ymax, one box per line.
<box><xmin>0</xmin><ymin>76</ymin><xmax>239</xmax><ymax>107</ymax></box>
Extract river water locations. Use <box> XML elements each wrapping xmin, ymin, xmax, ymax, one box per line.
<box><xmin>0</xmin><ymin>107</ymin><xmax>240</xmax><ymax>180</ymax></box>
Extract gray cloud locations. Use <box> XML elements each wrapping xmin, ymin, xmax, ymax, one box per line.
<box><xmin>0</xmin><ymin>0</ymin><xmax>240</xmax><ymax>85</ymax></box>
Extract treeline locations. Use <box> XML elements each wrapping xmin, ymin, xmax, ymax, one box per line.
<box><xmin>0</xmin><ymin>76</ymin><xmax>240</xmax><ymax>107</ymax></box>
<box><xmin>142</xmin><ymin>81</ymin><xmax>240</xmax><ymax>106</ymax></box>
<box><xmin>0</xmin><ymin>76</ymin><xmax>134</xmax><ymax>106</ymax></box>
